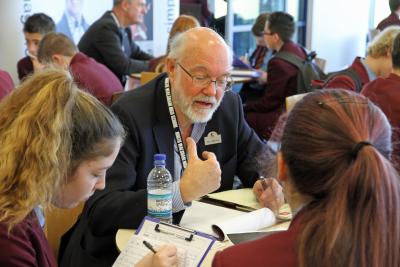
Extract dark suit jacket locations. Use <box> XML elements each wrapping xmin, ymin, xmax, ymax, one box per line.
<box><xmin>70</xmin><ymin>52</ymin><xmax>123</xmax><ymax>106</ymax></box>
<box><xmin>59</xmin><ymin>73</ymin><xmax>265</xmax><ymax>267</ymax></box>
<box><xmin>0</xmin><ymin>69</ymin><xmax>14</xmax><ymax>101</ymax></box>
<box><xmin>0</xmin><ymin>212</ymin><xmax>57</xmax><ymax>267</ymax></box>
<box><xmin>324</xmin><ymin>57</ymin><xmax>371</xmax><ymax>91</ymax></box>
<box><xmin>212</xmin><ymin>210</ymin><xmax>304</xmax><ymax>267</ymax></box>
<box><xmin>17</xmin><ymin>56</ymin><xmax>33</xmax><ymax>81</ymax></box>
<box><xmin>244</xmin><ymin>40</ymin><xmax>306</xmax><ymax>140</ymax></box>
<box><xmin>56</xmin><ymin>13</ymin><xmax>90</xmax><ymax>43</ymax></box>
<box><xmin>78</xmin><ymin>11</ymin><xmax>153</xmax><ymax>83</ymax></box>
<box><xmin>377</xmin><ymin>12</ymin><xmax>400</xmax><ymax>31</ymax></box>
<box><xmin>361</xmin><ymin>73</ymin><xmax>400</xmax><ymax>166</ymax></box>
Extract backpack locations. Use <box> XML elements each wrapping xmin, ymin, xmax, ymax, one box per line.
<box><xmin>320</xmin><ymin>68</ymin><xmax>363</xmax><ymax>92</ymax></box>
<box><xmin>274</xmin><ymin>48</ymin><xmax>326</xmax><ymax>94</ymax></box>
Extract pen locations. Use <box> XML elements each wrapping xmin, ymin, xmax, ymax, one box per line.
<box><xmin>143</xmin><ymin>240</ymin><xmax>157</xmax><ymax>253</ymax></box>
<box><xmin>259</xmin><ymin>176</ymin><xmax>269</xmax><ymax>191</ymax></box>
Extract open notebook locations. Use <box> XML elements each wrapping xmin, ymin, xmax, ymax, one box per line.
<box><xmin>180</xmin><ymin>200</ymin><xmax>291</xmax><ymax>242</ymax></box>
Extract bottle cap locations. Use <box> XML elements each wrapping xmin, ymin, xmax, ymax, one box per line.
<box><xmin>154</xmin><ymin>154</ymin><xmax>166</xmax><ymax>161</ymax></box>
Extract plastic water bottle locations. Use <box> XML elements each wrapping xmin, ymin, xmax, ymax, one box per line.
<box><xmin>147</xmin><ymin>154</ymin><xmax>172</xmax><ymax>223</ymax></box>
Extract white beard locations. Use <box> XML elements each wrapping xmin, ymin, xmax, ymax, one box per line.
<box><xmin>172</xmin><ymin>83</ymin><xmax>223</xmax><ymax>123</ymax></box>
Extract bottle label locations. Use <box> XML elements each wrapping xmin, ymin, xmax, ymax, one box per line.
<box><xmin>148</xmin><ymin>189</ymin><xmax>172</xmax><ymax>218</ymax></box>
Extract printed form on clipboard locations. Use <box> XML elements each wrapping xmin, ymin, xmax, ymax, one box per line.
<box><xmin>112</xmin><ymin>216</ymin><xmax>215</xmax><ymax>267</ymax></box>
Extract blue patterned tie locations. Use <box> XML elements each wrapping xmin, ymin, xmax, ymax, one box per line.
<box><xmin>121</xmin><ymin>28</ymin><xmax>130</xmax><ymax>56</ymax></box>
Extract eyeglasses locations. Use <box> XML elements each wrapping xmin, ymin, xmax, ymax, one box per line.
<box><xmin>263</xmin><ymin>31</ymin><xmax>274</xmax><ymax>36</ymax></box>
<box><xmin>176</xmin><ymin>63</ymin><xmax>233</xmax><ymax>91</ymax></box>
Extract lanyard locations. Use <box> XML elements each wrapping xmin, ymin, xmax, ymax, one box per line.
<box><xmin>164</xmin><ymin>78</ymin><xmax>188</xmax><ymax>170</ymax></box>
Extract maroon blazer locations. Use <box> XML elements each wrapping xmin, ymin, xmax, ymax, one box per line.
<box><xmin>249</xmin><ymin>45</ymin><xmax>269</xmax><ymax>69</ymax></box>
<box><xmin>361</xmin><ymin>73</ymin><xmax>400</xmax><ymax>166</ymax></box>
<box><xmin>244</xmin><ymin>40</ymin><xmax>306</xmax><ymax>140</ymax></box>
<box><xmin>0</xmin><ymin>69</ymin><xmax>14</xmax><ymax>101</ymax></box>
<box><xmin>0</xmin><ymin>212</ymin><xmax>57</xmax><ymax>267</ymax></box>
<box><xmin>377</xmin><ymin>12</ymin><xmax>400</xmax><ymax>31</ymax></box>
<box><xmin>70</xmin><ymin>52</ymin><xmax>123</xmax><ymax>106</ymax></box>
<box><xmin>17</xmin><ymin>56</ymin><xmax>34</xmax><ymax>81</ymax></box>
<box><xmin>324</xmin><ymin>57</ymin><xmax>371</xmax><ymax>91</ymax></box>
<box><xmin>212</xmin><ymin>211</ymin><xmax>304</xmax><ymax>267</ymax></box>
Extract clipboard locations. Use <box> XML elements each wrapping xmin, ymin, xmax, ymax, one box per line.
<box><xmin>113</xmin><ymin>216</ymin><xmax>216</xmax><ymax>267</ymax></box>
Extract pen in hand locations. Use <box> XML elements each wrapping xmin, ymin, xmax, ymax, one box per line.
<box><xmin>143</xmin><ymin>240</ymin><xmax>157</xmax><ymax>254</ymax></box>
<box><xmin>259</xmin><ymin>176</ymin><xmax>269</xmax><ymax>190</ymax></box>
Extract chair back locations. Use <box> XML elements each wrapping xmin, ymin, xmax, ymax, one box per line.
<box><xmin>285</xmin><ymin>93</ymin><xmax>309</xmax><ymax>112</ymax></box>
<box><xmin>315</xmin><ymin>57</ymin><xmax>327</xmax><ymax>72</ymax></box>
<box><xmin>140</xmin><ymin>72</ymin><xmax>159</xmax><ymax>85</ymax></box>
<box><xmin>44</xmin><ymin>203</ymin><xmax>84</xmax><ymax>258</ymax></box>
<box><xmin>112</xmin><ymin>91</ymin><xmax>125</xmax><ymax>104</ymax></box>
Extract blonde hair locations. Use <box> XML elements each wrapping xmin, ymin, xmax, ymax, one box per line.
<box><xmin>166</xmin><ymin>15</ymin><xmax>200</xmax><ymax>54</ymax></box>
<box><xmin>367</xmin><ymin>26</ymin><xmax>400</xmax><ymax>58</ymax></box>
<box><xmin>0</xmin><ymin>69</ymin><xmax>124</xmax><ymax>229</ymax></box>
<box><xmin>154</xmin><ymin>15</ymin><xmax>200</xmax><ymax>72</ymax></box>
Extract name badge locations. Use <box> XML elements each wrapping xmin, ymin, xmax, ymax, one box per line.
<box><xmin>204</xmin><ymin>131</ymin><xmax>222</xmax><ymax>146</ymax></box>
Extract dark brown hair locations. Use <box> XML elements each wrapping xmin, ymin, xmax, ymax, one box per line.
<box><xmin>267</xmin><ymin>11</ymin><xmax>294</xmax><ymax>42</ymax></box>
<box><xmin>251</xmin><ymin>13</ymin><xmax>270</xmax><ymax>37</ymax></box>
<box><xmin>390</xmin><ymin>0</ymin><xmax>400</xmax><ymax>12</ymax></box>
<box><xmin>281</xmin><ymin>89</ymin><xmax>400</xmax><ymax>267</ymax></box>
<box><xmin>23</xmin><ymin>13</ymin><xmax>55</xmax><ymax>34</ymax></box>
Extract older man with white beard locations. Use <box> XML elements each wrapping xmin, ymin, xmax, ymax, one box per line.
<box><xmin>59</xmin><ymin>27</ymin><xmax>268</xmax><ymax>267</ymax></box>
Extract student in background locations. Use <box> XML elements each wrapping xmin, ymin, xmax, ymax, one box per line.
<box><xmin>361</xmin><ymin>32</ymin><xmax>400</xmax><ymax>168</ymax></box>
<box><xmin>324</xmin><ymin>26</ymin><xmax>400</xmax><ymax>91</ymax></box>
<box><xmin>244</xmin><ymin>11</ymin><xmax>306</xmax><ymax>141</ymax></box>
<box><xmin>38</xmin><ymin>32</ymin><xmax>123</xmax><ymax>106</ymax></box>
<box><xmin>239</xmin><ymin>12</ymin><xmax>272</xmax><ymax>103</ymax></box>
<box><xmin>148</xmin><ymin>14</ymin><xmax>200</xmax><ymax>72</ymax></box>
<box><xmin>0</xmin><ymin>69</ymin><xmax>176</xmax><ymax>267</ymax></box>
<box><xmin>377</xmin><ymin>0</ymin><xmax>400</xmax><ymax>31</ymax></box>
<box><xmin>0</xmin><ymin>68</ymin><xmax>14</xmax><ymax>101</ymax></box>
<box><xmin>213</xmin><ymin>89</ymin><xmax>400</xmax><ymax>267</ymax></box>
<box><xmin>17</xmin><ymin>13</ymin><xmax>55</xmax><ymax>81</ymax></box>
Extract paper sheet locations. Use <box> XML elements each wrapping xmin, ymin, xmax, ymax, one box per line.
<box><xmin>212</xmin><ymin>208</ymin><xmax>276</xmax><ymax>240</ymax></box>
<box><xmin>230</xmin><ymin>69</ymin><xmax>261</xmax><ymax>78</ymax></box>
<box><xmin>180</xmin><ymin>201</ymin><xmax>245</xmax><ymax>239</ymax></box>
<box><xmin>180</xmin><ymin>201</ymin><xmax>277</xmax><ymax>241</ymax></box>
<box><xmin>113</xmin><ymin>217</ymin><xmax>214</xmax><ymax>267</ymax></box>
<box><xmin>113</xmin><ymin>235</ymin><xmax>188</xmax><ymax>267</ymax></box>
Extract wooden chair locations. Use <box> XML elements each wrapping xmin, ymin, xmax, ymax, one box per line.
<box><xmin>315</xmin><ymin>57</ymin><xmax>327</xmax><ymax>72</ymax></box>
<box><xmin>285</xmin><ymin>93</ymin><xmax>309</xmax><ymax>112</ymax></box>
<box><xmin>140</xmin><ymin>71</ymin><xmax>159</xmax><ymax>85</ymax></box>
<box><xmin>111</xmin><ymin>91</ymin><xmax>125</xmax><ymax>104</ymax></box>
<box><xmin>44</xmin><ymin>203</ymin><xmax>84</xmax><ymax>258</ymax></box>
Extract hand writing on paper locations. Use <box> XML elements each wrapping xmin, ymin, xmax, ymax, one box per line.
<box><xmin>136</xmin><ymin>244</ymin><xmax>177</xmax><ymax>267</ymax></box>
<box><xmin>253</xmin><ymin>177</ymin><xmax>285</xmax><ymax>214</ymax></box>
<box><xmin>180</xmin><ymin>137</ymin><xmax>221</xmax><ymax>203</ymax></box>
<box><xmin>257</xmin><ymin>70</ymin><xmax>268</xmax><ymax>84</ymax></box>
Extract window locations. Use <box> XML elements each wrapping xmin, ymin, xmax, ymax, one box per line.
<box><xmin>226</xmin><ymin>0</ymin><xmax>307</xmax><ymax>58</ymax></box>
